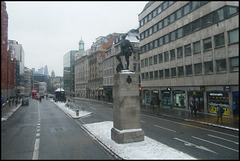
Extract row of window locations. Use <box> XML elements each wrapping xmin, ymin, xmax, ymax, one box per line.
<box><xmin>141</xmin><ymin>57</ymin><xmax>239</xmax><ymax>81</ymax></box>
<box><xmin>139</xmin><ymin>1</ymin><xmax>175</xmax><ymax>27</ymax></box>
<box><xmin>140</xmin><ymin>1</ymin><xmax>208</xmax><ymax>39</ymax></box>
<box><xmin>140</xmin><ymin>5</ymin><xmax>239</xmax><ymax>53</ymax></box>
<box><xmin>141</xmin><ymin>28</ymin><xmax>239</xmax><ymax>68</ymax></box>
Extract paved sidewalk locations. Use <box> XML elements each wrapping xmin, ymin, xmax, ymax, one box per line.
<box><xmin>1</xmin><ymin>102</ymin><xmax>22</xmax><ymax>121</ymax></box>
<box><xmin>72</xmin><ymin>97</ymin><xmax>239</xmax><ymax>131</ymax></box>
<box><xmin>141</xmin><ymin>105</ymin><xmax>239</xmax><ymax>131</ymax></box>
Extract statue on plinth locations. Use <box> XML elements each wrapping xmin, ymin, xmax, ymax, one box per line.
<box><xmin>116</xmin><ymin>34</ymin><xmax>135</xmax><ymax>73</ymax></box>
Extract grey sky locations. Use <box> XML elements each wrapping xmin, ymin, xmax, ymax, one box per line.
<box><xmin>6</xmin><ymin>1</ymin><xmax>147</xmax><ymax>76</ymax></box>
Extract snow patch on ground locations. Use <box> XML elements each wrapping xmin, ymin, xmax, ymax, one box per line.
<box><xmin>83</xmin><ymin>121</ymin><xmax>196</xmax><ymax>160</ymax></box>
<box><xmin>51</xmin><ymin>100</ymin><xmax>92</xmax><ymax>119</ymax></box>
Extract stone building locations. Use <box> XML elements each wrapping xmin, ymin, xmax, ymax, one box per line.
<box><xmin>87</xmin><ymin>33</ymin><xmax>119</xmax><ymax>99</ymax></box>
<box><xmin>101</xmin><ymin>29</ymin><xmax>141</xmax><ymax>102</ymax></box>
<box><xmin>138</xmin><ymin>1</ymin><xmax>239</xmax><ymax>117</ymax></box>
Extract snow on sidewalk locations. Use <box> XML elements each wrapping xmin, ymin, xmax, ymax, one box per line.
<box><xmin>83</xmin><ymin>121</ymin><xmax>196</xmax><ymax>160</ymax></box>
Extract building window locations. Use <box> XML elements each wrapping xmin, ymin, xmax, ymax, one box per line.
<box><xmin>149</xmin><ymin>27</ymin><xmax>153</xmax><ymax>36</ymax></box>
<box><xmin>192</xmin><ymin>1</ymin><xmax>201</xmax><ymax>10</ymax></box>
<box><xmin>163</xmin><ymin>1</ymin><xmax>168</xmax><ymax>10</ymax></box>
<box><xmin>164</xmin><ymin>34</ymin><xmax>169</xmax><ymax>44</ymax></box>
<box><xmin>173</xmin><ymin>91</ymin><xmax>186</xmax><ymax>108</ymax></box>
<box><xmin>169</xmin><ymin>13</ymin><xmax>175</xmax><ymax>23</ymax></box>
<box><xmin>163</xmin><ymin>17</ymin><xmax>169</xmax><ymax>27</ymax></box>
<box><xmin>157</xmin><ymin>5</ymin><xmax>162</xmax><ymax>14</ymax></box>
<box><xmin>142</xmin><ymin>73</ymin><xmax>145</xmax><ymax>80</ymax></box>
<box><xmin>216</xmin><ymin>59</ymin><xmax>226</xmax><ymax>73</ymax></box>
<box><xmin>145</xmin><ymin>58</ymin><xmax>148</xmax><ymax>67</ymax></box>
<box><xmin>178</xmin><ymin>66</ymin><xmax>184</xmax><ymax>77</ymax></box>
<box><xmin>170</xmin><ymin>49</ymin><xmax>175</xmax><ymax>60</ymax></box>
<box><xmin>158</xmin><ymin>21</ymin><xmax>163</xmax><ymax>31</ymax></box>
<box><xmin>165</xmin><ymin>69</ymin><xmax>170</xmax><ymax>78</ymax></box>
<box><xmin>229</xmin><ymin>57</ymin><xmax>239</xmax><ymax>72</ymax></box>
<box><xmin>214</xmin><ymin>8</ymin><xmax>225</xmax><ymax>22</ymax></box>
<box><xmin>204</xmin><ymin>61</ymin><xmax>213</xmax><ymax>74</ymax></box>
<box><xmin>202</xmin><ymin>13</ymin><xmax>213</xmax><ymax>28</ymax></box>
<box><xmin>184</xmin><ymin>44</ymin><xmax>192</xmax><ymax>56</ymax></box>
<box><xmin>149</xmin><ymin>42</ymin><xmax>153</xmax><ymax>50</ymax></box>
<box><xmin>150</xmin><ymin>71</ymin><xmax>153</xmax><ymax>79</ymax></box>
<box><xmin>159</xmin><ymin>37</ymin><xmax>163</xmax><ymax>46</ymax></box>
<box><xmin>177</xmin><ymin>28</ymin><xmax>183</xmax><ymax>39</ymax></box>
<box><xmin>164</xmin><ymin>51</ymin><xmax>169</xmax><ymax>62</ymax></box>
<box><xmin>194</xmin><ymin>63</ymin><xmax>202</xmax><ymax>75</ymax></box>
<box><xmin>149</xmin><ymin>57</ymin><xmax>153</xmax><ymax>66</ymax></box>
<box><xmin>154</xmin><ymin>55</ymin><xmax>158</xmax><ymax>64</ymax></box>
<box><xmin>177</xmin><ymin>47</ymin><xmax>183</xmax><ymax>58</ymax></box>
<box><xmin>171</xmin><ymin>68</ymin><xmax>176</xmax><ymax>77</ymax></box>
<box><xmin>159</xmin><ymin>70</ymin><xmax>164</xmax><ymax>78</ymax></box>
<box><xmin>158</xmin><ymin>53</ymin><xmax>163</xmax><ymax>63</ymax></box>
<box><xmin>226</xmin><ymin>6</ymin><xmax>239</xmax><ymax>18</ymax></box>
<box><xmin>146</xmin><ymin>72</ymin><xmax>149</xmax><ymax>80</ymax></box>
<box><xmin>141</xmin><ymin>59</ymin><xmax>144</xmax><ymax>68</ymax></box>
<box><xmin>228</xmin><ymin>28</ymin><xmax>239</xmax><ymax>44</ymax></box>
<box><xmin>192</xmin><ymin>19</ymin><xmax>201</xmax><ymax>32</ymax></box>
<box><xmin>214</xmin><ymin>33</ymin><xmax>225</xmax><ymax>48</ymax></box>
<box><xmin>186</xmin><ymin>64</ymin><xmax>192</xmax><ymax>76</ymax></box>
<box><xmin>145</xmin><ymin>30</ymin><xmax>149</xmax><ymax>38</ymax></box>
<box><xmin>184</xmin><ymin>23</ymin><xmax>192</xmax><ymax>36</ymax></box>
<box><xmin>153</xmin><ymin>24</ymin><xmax>158</xmax><ymax>33</ymax></box>
<box><xmin>203</xmin><ymin>37</ymin><xmax>212</xmax><ymax>51</ymax></box>
<box><xmin>154</xmin><ymin>70</ymin><xmax>159</xmax><ymax>79</ymax></box>
<box><xmin>193</xmin><ymin>41</ymin><xmax>201</xmax><ymax>54</ymax></box>
<box><xmin>170</xmin><ymin>31</ymin><xmax>176</xmax><ymax>41</ymax></box>
<box><xmin>183</xmin><ymin>3</ymin><xmax>190</xmax><ymax>15</ymax></box>
<box><xmin>153</xmin><ymin>9</ymin><xmax>157</xmax><ymax>18</ymax></box>
<box><xmin>154</xmin><ymin>39</ymin><xmax>158</xmax><ymax>48</ymax></box>
<box><xmin>176</xmin><ymin>8</ymin><xmax>182</xmax><ymax>20</ymax></box>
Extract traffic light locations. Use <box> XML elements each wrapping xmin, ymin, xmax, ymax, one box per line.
<box><xmin>139</xmin><ymin>87</ymin><xmax>142</xmax><ymax>91</ymax></box>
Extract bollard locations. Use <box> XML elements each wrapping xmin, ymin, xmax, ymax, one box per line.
<box><xmin>76</xmin><ymin>109</ymin><xmax>79</xmax><ymax>116</ymax></box>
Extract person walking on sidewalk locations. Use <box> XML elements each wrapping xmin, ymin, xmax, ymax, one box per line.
<box><xmin>193</xmin><ymin>102</ymin><xmax>198</xmax><ymax>117</ymax></box>
<box><xmin>217</xmin><ymin>105</ymin><xmax>224</xmax><ymax>124</ymax></box>
<box><xmin>190</xmin><ymin>101</ymin><xmax>194</xmax><ymax>116</ymax></box>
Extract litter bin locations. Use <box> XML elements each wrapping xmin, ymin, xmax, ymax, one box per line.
<box><xmin>76</xmin><ymin>109</ymin><xmax>79</xmax><ymax>116</ymax></box>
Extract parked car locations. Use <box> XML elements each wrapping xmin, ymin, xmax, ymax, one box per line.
<box><xmin>22</xmin><ymin>97</ymin><xmax>29</xmax><ymax>106</ymax></box>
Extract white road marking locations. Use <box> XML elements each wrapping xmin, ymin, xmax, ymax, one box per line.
<box><xmin>143</xmin><ymin>114</ymin><xmax>239</xmax><ymax>138</ymax></box>
<box><xmin>174</xmin><ymin>137</ymin><xmax>217</xmax><ymax>154</ymax></box>
<box><xmin>32</xmin><ymin>101</ymin><xmax>41</xmax><ymax>160</ymax></box>
<box><xmin>89</xmin><ymin>106</ymin><xmax>96</xmax><ymax>110</ymax></box>
<box><xmin>208</xmin><ymin>134</ymin><xmax>239</xmax><ymax>145</ymax></box>
<box><xmin>154</xmin><ymin>124</ymin><xmax>176</xmax><ymax>133</ymax></box>
<box><xmin>192</xmin><ymin>136</ymin><xmax>239</xmax><ymax>153</ymax></box>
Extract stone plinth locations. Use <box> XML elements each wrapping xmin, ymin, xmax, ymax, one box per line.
<box><xmin>111</xmin><ymin>70</ymin><xmax>144</xmax><ymax>144</ymax></box>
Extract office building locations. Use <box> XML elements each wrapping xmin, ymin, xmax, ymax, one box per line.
<box><xmin>138</xmin><ymin>1</ymin><xmax>239</xmax><ymax>117</ymax></box>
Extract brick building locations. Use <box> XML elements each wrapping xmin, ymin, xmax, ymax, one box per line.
<box><xmin>1</xmin><ymin>1</ymin><xmax>16</xmax><ymax>101</ymax></box>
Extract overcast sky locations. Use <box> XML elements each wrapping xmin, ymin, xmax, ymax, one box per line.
<box><xmin>6</xmin><ymin>1</ymin><xmax>147</xmax><ymax>76</ymax></box>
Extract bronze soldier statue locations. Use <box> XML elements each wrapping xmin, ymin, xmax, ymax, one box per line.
<box><xmin>116</xmin><ymin>34</ymin><xmax>135</xmax><ymax>73</ymax></box>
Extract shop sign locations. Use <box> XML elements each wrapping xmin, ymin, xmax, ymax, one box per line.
<box><xmin>153</xmin><ymin>90</ymin><xmax>159</xmax><ymax>93</ymax></box>
<box><xmin>223</xmin><ymin>85</ymin><xmax>231</xmax><ymax>92</ymax></box>
<box><xmin>210</xmin><ymin>93</ymin><xmax>223</xmax><ymax>96</ymax></box>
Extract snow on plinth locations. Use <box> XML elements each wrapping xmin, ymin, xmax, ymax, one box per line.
<box><xmin>83</xmin><ymin>121</ymin><xmax>196</xmax><ymax>160</ymax></box>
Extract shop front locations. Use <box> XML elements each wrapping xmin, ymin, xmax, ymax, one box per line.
<box><xmin>207</xmin><ymin>91</ymin><xmax>230</xmax><ymax>116</ymax></box>
<box><xmin>161</xmin><ymin>90</ymin><xmax>171</xmax><ymax>108</ymax></box>
<box><xmin>143</xmin><ymin>90</ymin><xmax>150</xmax><ymax>105</ymax></box>
<box><xmin>173</xmin><ymin>90</ymin><xmax>186</xmax><ymax>108</ymax></box>
<box><xmin>188</xmin><ymin>91</ymin><xmax>204</xmax><ymax>112</ymax></box>
<box><xmin>232</xmin><ymin>91</ymin><xmax>239</xmax><ymax>117</ymax></box>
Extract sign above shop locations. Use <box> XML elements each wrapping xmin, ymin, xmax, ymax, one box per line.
<box><xmin>210</xmin><ymin>93</ymin><xmax>223</xmax><ymax>96</ymax></box>
<box><xmin>223</xmin><ymin>85</ymin><xmax>231</xmax><ymax>92</ymax></box>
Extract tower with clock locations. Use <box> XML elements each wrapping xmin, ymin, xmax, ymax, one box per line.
<box><xmin>78</xmin><ymin>37</ymin><xmax>84</xmax><ymax>52</ymax></box>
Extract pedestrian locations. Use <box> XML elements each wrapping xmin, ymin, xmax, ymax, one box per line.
<box><xmin>193</xmin><ymin>102</ymin><xmax>198</xmax><ymax>117</ymax></box>
<box><xmin>15</xmin><ymin>98</ymin><xmax>18</xmax><ymax>106</ymax></box>
<box><xmin>190</xmin><ymin>101</ymin><xmax>194</xmax><ymax>116</ymax></box>
<box><xmin>8</xmin><ymin>98</ymin><xmax>11</xmax><ymax>107</ymax></box>
<box><xmin>157</xmin><ymin>97</ymin><xmax>161</xmax><ymax>113</ymax></box>
<box><xmin>216</xmin><ymin>105</ymin><xmax>224</xmax><ymax>124</ymax></box>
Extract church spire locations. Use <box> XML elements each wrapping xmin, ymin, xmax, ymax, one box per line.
<box><xmin>78</xmin><ymin>37</ymin><xmax>84</xmax><ymax>52</ymax></box>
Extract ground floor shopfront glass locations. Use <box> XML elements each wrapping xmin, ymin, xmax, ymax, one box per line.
<box><xmin>188</xmin><ymin>91</ymin><xmax>204</xmax><ymax>112</ymax></box>
<box><xmin>143</xmin><ymin>90</ymin><xmax>150</xmax><ymax>105</ymax></box>
<box><xmin>161</xmin><ymin>90</ymin><xmax>171</xmax><ymax>108</ymax></box>
<box><xmin>232</xmin><ymin>91</ymin><xmax>239</xmax><ymax>117</ymax></box>
<box><xmin>207</xmin><ymin>91</ymin><xmax>230</xmax><ymax>116</ymax></box>
<box><xmin>173</xmin><ymin>90</ymin><xmax>186</xmax><ymax>108</ymax></box>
